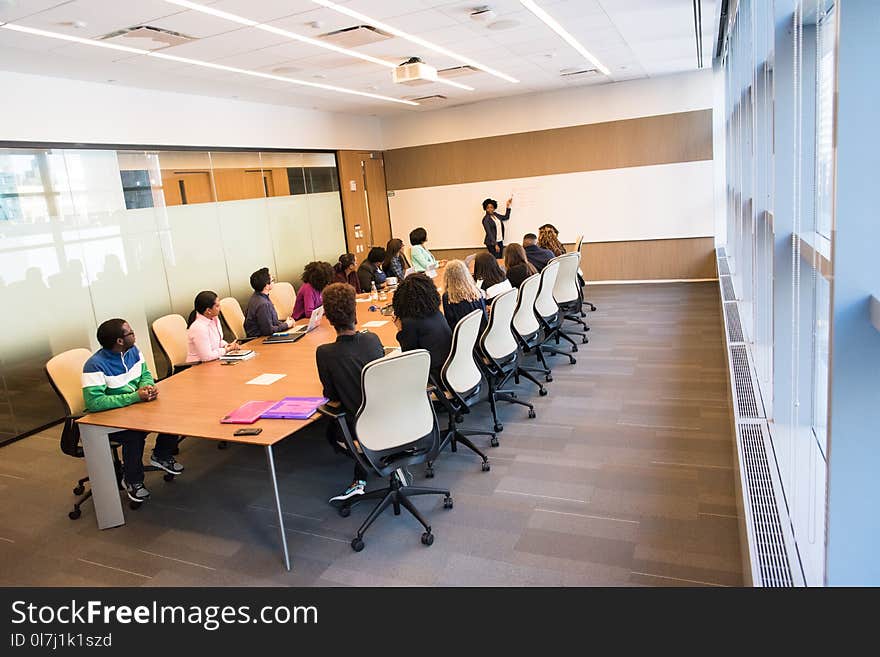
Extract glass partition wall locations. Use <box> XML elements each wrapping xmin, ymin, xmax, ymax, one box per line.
<box><xmin>0</xmin><ymin>147</ymin><xmax>345</xmax><ymax>445</ymax></box>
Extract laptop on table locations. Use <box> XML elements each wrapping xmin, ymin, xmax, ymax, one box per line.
<box><xmin>263</xmin><ymin>305</ymin><xmax>324</xmax><ymax>344</ymax></box>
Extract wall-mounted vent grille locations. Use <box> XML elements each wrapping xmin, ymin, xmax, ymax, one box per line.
<box><xmin>719</xmin><ymin>258</ymin><xmax>731</xmax><ymax>275</ymax></box>
<box><xmin>721</xmin><ymin>275</ymin><xmax>736</xmax><ymax>301</ymax></box>
<box><xmin>738</xmin><ymin>422</ymin><xmax>795</xmax><ymax>587</ymax></box>
<box><xmin>731</xmin><ymin>344</ymin><xmax>761</xmax><ymax>418</ymax></box>
<box><xmin>725</xmin><ymin>302</ymin><xmax>744</xmax><ymax>343</ymax></box>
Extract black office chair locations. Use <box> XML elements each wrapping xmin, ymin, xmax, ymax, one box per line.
<box><xmin>45</xmin><ymin>349</ymin><xmax>172</xmax><ymax>519</ymax></box>
<box><xmin>318</xmin><ymin>349</ymin><xmax>453</xmax><ymax>551</ymax></box>
<box><xmin>478</xmin><ymin>288</ymin><xmax>541</xmax><ymax>433</ymax></box>
<box><xmin>427</xmin><ymin>308</ymin><xmax>495</xmax><ymax>478</ymax></box>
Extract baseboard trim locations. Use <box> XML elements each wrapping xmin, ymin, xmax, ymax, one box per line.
<box><xmin>587</xmin><ymin>277</ymin><xmax>719</xmax><ymax>285</ymax></box>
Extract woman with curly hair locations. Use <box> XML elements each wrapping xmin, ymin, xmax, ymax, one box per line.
<box><xmin>538</xmin><ymin>224</ymin><xmax>566</xmax><ymax>257</ymax></box>
<box><xmin>442</xmin><ymin>259</ymin><xmax>487</xmax><ymax>332</ymax></box>
<box><xmin>392</xmin><ymin>272</ymin><xmax>452</xmax><ymax>383</ymax></box>
<box><xmin>292</xmin><ymin>260</ymin><xmax>335</xmax><ymax>320</ymax></box>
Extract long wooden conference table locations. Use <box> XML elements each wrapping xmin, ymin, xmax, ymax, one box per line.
<box><xmin>77</xmin><ymin>293</ymin><xmax>403</xmax><ymax>572</ymax></box>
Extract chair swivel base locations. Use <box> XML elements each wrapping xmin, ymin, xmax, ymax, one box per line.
<box><xmin>426</xmin><ymin>429</ymin><xmax>492</xmax><ymax>477</ymax></box>
<box><xmin>339</xmin><ymin>475</ymin><xmax>452</xmax><ymax>551</ymax></box>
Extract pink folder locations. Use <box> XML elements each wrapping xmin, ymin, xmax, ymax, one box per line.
<box><xmin>220</xmin><ymin>400</ymin><xmax>277</xmax><ymax>424</ymax></box>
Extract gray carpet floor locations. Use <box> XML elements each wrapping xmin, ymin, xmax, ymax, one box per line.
<box><xmin>0</xmin><ymin>282</ymin><xmax>743</xmax><ymax>586</ymax></box>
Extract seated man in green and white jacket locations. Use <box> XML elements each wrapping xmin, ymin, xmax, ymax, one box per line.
<box><xmin>82</xmin><ymin>318</ymin><xmax>184</xmax><ymax>503</ymax></box>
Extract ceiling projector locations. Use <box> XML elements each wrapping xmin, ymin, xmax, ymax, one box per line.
<box><xmin>392</xmin><ymin>57</ymin><xmax>438</xmax><ymax>85</ymax></box>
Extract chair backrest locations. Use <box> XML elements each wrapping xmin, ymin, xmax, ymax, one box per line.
<box><xmin>535</xmin><ymin>260</ymin><xmax>561</xmax><ymax>320</ymax></box>
<box><xmin>441</xmin><ymin>309</ymin><xmax>483</xmax><ymax>396</ymax></box>
<box><xmin>356</xmin><ymin>350</ymin><xmax>435</xmax><ymax>454</ymax></box>
<box><xmin>513</xmin><ymin>273</ymin><xmax>542</xmax><ymax>338</ymax></box>
<box><xmin>573</xmin><ymin>234</ymin><xmax>584</xmax><ymax>253</ymax></box>
<box><xmin>480</xmin><ymin>287</ymin><xmax>518</xmax><ymax>360</ymax></box>
<box><xmin>219</xmin><ymin>297</ymin><xmax>246</xmax><ymax>340</ymax></box>
<box><xmin>552</xmin><ymin>252</ymin><xmax>581</xmax><ymax>304</ymax></box>
<box><xmin>484</xmin><ymin>278</ymin><xmax>513</xmax><ymax>300</ymax></box>
<box><xmin>269</xmin><ymin>281</ymin><xmax>296</xmax><ymax>321</ymax></box>
<box><xmin>152</xmin><ymin>314</ymin><xmax>188</xmax><ymax>368</ymax></box>
<box><xmin>45</xmin><ymin>348</ymin><xmax>92</xmax><ymax>417</ymax></box>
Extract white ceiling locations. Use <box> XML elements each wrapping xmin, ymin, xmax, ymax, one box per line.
<box><xmin>0</xmin><ymin>0</ymin><xmax>717</xmax><ymax>116</ymax></box>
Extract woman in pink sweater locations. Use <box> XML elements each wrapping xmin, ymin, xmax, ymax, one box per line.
<box><xmin>186</xmin><ymin>291</ymin><xmax>239</xmax><ymax>363</ymax></box>
<box><xmin>292</xmin><ymin>261</ymin><xmax>335</xmax><ymax>320</ymax></box>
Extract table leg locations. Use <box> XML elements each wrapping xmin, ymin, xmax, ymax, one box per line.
<box><xmin>79</xmin><ymin>424</ymin><xmax>125</xmax><ymax>530</ymax></box>
<box><xmin>265</xmin><ymin>445</ymin><xmax>291</xmax><ymax>571</ymax></box>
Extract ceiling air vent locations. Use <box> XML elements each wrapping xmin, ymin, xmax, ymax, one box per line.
<box><xmin>318</xmin><ymin>25</ymin><xmax>392</xmax><ymax>48</ymax></box>
<box><xmin>98</xmin><ymin>25</ymin><xmax>196</xmax><ymax>49</ymax></box>
<box><xmin>403</xmin><ymin>94</ymin><xmax>447</xmax><ymax>107</ymax></box>
<box><xmin>438</xmin><ymin>65</ymin><xmax>479</xmax><ymax>79</ymax></box>
<box><xmin>560</xmin><ymin>67</ymin><xmax>598</xmax><ymax>77</ymax></box>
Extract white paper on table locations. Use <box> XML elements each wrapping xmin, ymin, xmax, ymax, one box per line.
<box><xmin>362</xmin><ymin>320</ymin><xmax>389</xmax><ymax>327</ymax></box>
<box><xmin>245</xmin><ymin>373</ymin><xmax>287</xmax><ymax>385</ymax></box>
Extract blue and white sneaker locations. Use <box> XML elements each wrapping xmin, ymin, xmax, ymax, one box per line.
<box><xmin>330</xmin><ymin>480</ymin><xmax>365</xmax><ymax>506</ymax></box>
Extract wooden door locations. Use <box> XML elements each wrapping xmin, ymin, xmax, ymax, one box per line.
<box><xmin>362</xmin><ymin>155</ymin><xmax>391</xmax><ymax>248</ymax></box>
<box><xmin>161</xmin><ymin>171</ymin><xmax>214</xmax><ymax>206</ymax></box>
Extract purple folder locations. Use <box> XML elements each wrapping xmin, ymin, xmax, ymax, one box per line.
<box><xmin>260</xmin><ymin>396</ymin><xmax>329</xmax><ymax>420</ymax></box>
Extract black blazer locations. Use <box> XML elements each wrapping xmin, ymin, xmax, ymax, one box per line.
<box><xmin>482</xmin><ymin>208</ymin><xmax>511</xmax><ymax>248</ymax></box>
<box><xmin>524</xmin><ymin>243</ymin><xmax>556</xmax><ymax>271</ymax></box>
<box><xmin>441</xmin><ymin>293</ymin><xmax>488</xmax><ymax>333</ymax></box>
<box><xmin>506</xmin><ymin>263</ymin><xmax>532</xmax><ymax>289</ymax></box>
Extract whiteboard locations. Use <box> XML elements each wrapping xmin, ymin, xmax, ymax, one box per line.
<box><xmin>387</xmin><ymin>160</ymin><xmax>714</xmax><ymax>249</ymax></box>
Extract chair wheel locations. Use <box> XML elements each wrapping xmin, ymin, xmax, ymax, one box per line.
<box><xmin>421</xmin><ymin>532</ymin><xmax>434</xmax><ymax>546</ymax></box>
<box><xmin>481</xmin><ymin>461</ymin><xmax>491</xmax><ymax>472</ymax></box>
<box><xmin>73</xmin><ymin>485</ymin><xmax>85</xmax><ymax>495</ymax></box>
<box><xmin>163</xmin><ymin>473</ymin><xmax>175</xmax><ymax>482</ymax></box>
<box><xmin>217</xmin><ymin>441</ymin><xmax>229</xmax><ymax>450</ymax></box>
<box><xmin>68</xmin><ymin>509</ymin><xmax>81</xmax><ymax>520</ymax></box>
<box><xmin>569</xmin><ymin>357</ymin><xmax>577</xmax><ymax>365</ymax></box>
<box><xmin>339</xmin><ymin>506</ymin><xmax>351</xmax><ymax>518</ymax></box>
<box><xmin>494</xmin><ymin>423</ymin><xmax>504</xmax><ymax>432</ymax></box>
<box><xmin>528</xmin><ymin>410</ymin><xmax>536</xmax><ymax>419</ymax></box>
<box><xmin>490</xmin><ymin>436</ymin><xmax>499</xmax><ymax>447</ymax></box>
<box><xmin>443</xmin><ymin>496</ymin><xmax>453</xmax><ymax>509</ymax></box>
<box><xmin>425</xmin><ymin>466</ymin><xmax>435</xmax><ymax>479</ymax></box>
<box><xmin>129</xmin><ymin>501</ymin><xmax>142</xmax><ymax>510</ymax></box>
<box><xmin>351</xmin><ymin>537</ymin><xmax>365</xmax><ymax>552</ymax></box>
<box><xmin>572</xmin><ymin>345</ymin><xmax>579</xmax><ymax>352</ymax></box>
<box><xmin>539</xmin><ymin>388</ymin><xmax>548</xmax><ymax>396</ymax></box>
<box><xmin>545</xmin><ymin>375</ymin><xmax>553</xmax><ymax>382</ymax></box>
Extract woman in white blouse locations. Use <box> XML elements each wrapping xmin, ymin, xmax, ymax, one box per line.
<box><xmin>186</xmin><ymin>290</ymin><xmax>239</xmax><ymax>363</ymax></box>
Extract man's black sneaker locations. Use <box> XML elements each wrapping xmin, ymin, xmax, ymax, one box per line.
<box><xmin>150</xmin><ymin>455</ymin><xmax>184</xmax><ymax>475</ymax></box>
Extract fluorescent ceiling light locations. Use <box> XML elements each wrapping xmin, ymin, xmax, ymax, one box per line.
<box><xmin>0</xmin><ymin>23</ymin><xmax>418</xmax><ymax>105</ymax></box>
<box><xmin>519</xmin><ymin>0</ymin><xmax>611</xmax><ymax>76</ymax></box>
<box><xmin>310</xmin><ymin>0</ymin><xmax>519</xmax><ymax>84</ymax></box>
<box><xmin>163</xmin><ymin>0</ymin><xmax>473</xmax><ymax>91</ymax></box>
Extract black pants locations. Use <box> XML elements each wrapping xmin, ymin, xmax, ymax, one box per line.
<box><xmin>109</xmin><ymin>430</ymin><xmax>177</xmax><ymax>485</ymax></box>
<box><xmin>486</xmin><ymin>241</ymin><xmax>504</xmax><ymax>257</ymax></box>
<box><xmin>325</xmin><ymin>420</ymin><xmax>368</xmax><ymax>482</ymax></box>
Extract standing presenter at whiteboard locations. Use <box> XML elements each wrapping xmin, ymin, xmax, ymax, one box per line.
<box><xmin>481</xmin><ymin>196</ymin><xmax>512</xmax><ymax>257</ymax></box>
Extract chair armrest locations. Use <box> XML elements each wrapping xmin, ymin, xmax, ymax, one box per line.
<box><xmin>317</xmin><ymin>402</ymin><xmax>346</xmax><ymax>420</ymax></box>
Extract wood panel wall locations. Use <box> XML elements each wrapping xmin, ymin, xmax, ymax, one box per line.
<box><xmin>431</xmin><ymin>237</ymin><xmax>717</xmax><ymax>282</ymax></box>
<box><xmin>384</xmin><ymin>110</ymin><xmax>713</xmax><ymax>190</ymax></box>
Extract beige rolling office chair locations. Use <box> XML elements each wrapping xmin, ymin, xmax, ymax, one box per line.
<box><xmin>219</xmin><ymin>297</ymin><xmax>247</xmax><ymax>340</ymax></box>
<box><xmin>269</xmin><ymin>281</ymin><xmax>296</xmax><ymax>321</ymax></box>
<box><xmin>317</xmin><ymin>349</ymin><xmax>452</xmax><ymax>551</ymax></box>
<box><xmin>552</xmin><ymin>252</ymin><xmax>590</xmax><ymax>334</ymax></box>
<box><xmin>151</xmin><ymin>314</ymin><xmax>191</xmax><ymax>378</ymax></box>
<box><xmin>571</xmin><ymin>234</ymin><xmax>596</xmax><ymax>312</ymax></box>
<box><xmin>45</xmin><ymin>348</ymin><xmax>167</xmax><ymax>520</ymax></box>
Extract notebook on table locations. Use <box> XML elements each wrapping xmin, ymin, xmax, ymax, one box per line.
<box><xmin>220</xmin><ymin>349</ymin><xmax>254</xmax><ymax>361</ymax></box>
<box><xmin>263</xmin><ymin>306</ymin><xmax>324</xmax><ymax>344</ymax></box>
<box><xmin>260</xmin><ymin>396</ymin><xmax>329</xmax><ymax>420</ymax></box>
<box><xmin>220</xmin><ymin>400</ymin><xmax>277</xmax><ymax>424</ymax></box>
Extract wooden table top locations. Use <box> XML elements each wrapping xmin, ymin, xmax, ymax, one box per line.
<box><xmin>77</xmin><ymin>292</ymin><xmax>401</xmax><ymax>447</ymax></box>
